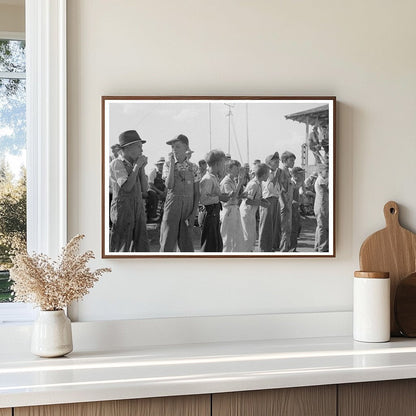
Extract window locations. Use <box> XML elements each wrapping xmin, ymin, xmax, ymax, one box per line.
<box><xmin>0</xmin><ymin>35</ymin><xmax>26</xmax><ymax>303</ymax></box>
<box><xmin>0</xmin><ymin>32</ymin><xmax>35</xmax><ymax>322</ymax></box>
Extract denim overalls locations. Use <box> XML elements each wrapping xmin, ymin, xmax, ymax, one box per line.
<box><xmin>159</xmin><ymin>163</ymin><xmax>195</xmax><ymax>252</ymax></box>
<box><xmin>110</xmin><ymin>160</ymin><xmax>149</xmax><ymax>252</ymax></box>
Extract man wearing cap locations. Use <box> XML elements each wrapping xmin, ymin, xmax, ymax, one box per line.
<box><xmin>109</xmin><ymin>130</ymin><xmax>150</xmax><ymax>252</ymax></box>
<box><xmin>146</xmin><ymin>157</ymin><xmax>167</xmax><ymax>222</ymax></box>
<box><xmin>160</xmin><ymin>134</ymin><xmax>201</xmax><ymax>252</ymax></box>
<box><xmin>279</xmin><ymin>151</ymin><xmax>296</xmax><ymax>252</ymax></box>
<box><xmin>258</xmin><ymin>152</ymin><xmax>282</xmax><ymax>252</ymax></box>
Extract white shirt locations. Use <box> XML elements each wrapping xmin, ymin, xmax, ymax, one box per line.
<box><xmin>110</xmin><ymin>156</ymin><xmax>132</xmax><ymax>188</ymax></box>
<box><xmin>262</xmin><ymin>169</ymin><xmax>281</xmax><ymax>198</ymax></box>
<box><xmin>199</xmin><ymin>172</ymin><xmax>220</xmax><ymax>205</ymax></box>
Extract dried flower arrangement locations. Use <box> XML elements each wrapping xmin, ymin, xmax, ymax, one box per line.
<box><xmin>10</xmin><ymin>234</ymin><xmax>111</xmax><ymax>311</ymax></box>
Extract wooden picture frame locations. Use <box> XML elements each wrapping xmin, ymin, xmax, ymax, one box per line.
<box><xmin>102</xmin><ymin>96</ymin><xmax>336</xmax><ymax>258</ymax></box>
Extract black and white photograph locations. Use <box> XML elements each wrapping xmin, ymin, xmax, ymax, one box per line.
<box><xmin>102</xmin><ymin>97</ymin><xmax>335</xmax><ymax>257</ymax></box>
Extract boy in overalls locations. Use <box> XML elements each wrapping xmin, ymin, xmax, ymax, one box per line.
<box><xmin>159</xmin><ymin>134</ymin><xmax>200</xmax><ymax>252</ymax></box>
<box><xmin>109</xmin><ymin>130</ymin><xmax>149</xmax><ymax>252</ymax></box>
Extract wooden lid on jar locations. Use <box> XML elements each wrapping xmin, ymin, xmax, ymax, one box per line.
<box><xmin>354</xmin><ymin>271</ymin><xmax>390</xmax><ymax>279</ymax></box>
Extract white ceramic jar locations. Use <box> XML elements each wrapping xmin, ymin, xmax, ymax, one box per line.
<box><xmin>31</xmin><ymin>310</ymin><xmax>73</xmax><ymax>357</ymax></box>
<box><xmin>353</xmin><ymin>271</ymin><xmax>390</xmax><ymax>343</ymax></box>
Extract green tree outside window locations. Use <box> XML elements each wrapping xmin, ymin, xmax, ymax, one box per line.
<box><xmin>0</xmin><ymin>38</ymin><xmax>27</xmax><ymax>302</ymax></box>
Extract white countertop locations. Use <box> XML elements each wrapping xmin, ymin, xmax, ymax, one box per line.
<box><xmin>2</xmin><ymin>336</ymin><xmax>416</xmax><ymax>408</ymax></box>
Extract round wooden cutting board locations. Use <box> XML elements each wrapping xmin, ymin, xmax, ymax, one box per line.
<box><xmin>395</xmin><ymin>272</ymin><xmax>416</xmax><ymax>337</ymax></box>
<box><xmin>359</xmin><ymin>201</ymin><xmax>416</xmax><ymax>336</ymax></box>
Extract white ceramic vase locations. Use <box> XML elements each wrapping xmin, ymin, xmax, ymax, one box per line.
<box><xmin>31</xmin><ymin>310</ymin><xmax>73</xmax><ymax>357</ymax></box>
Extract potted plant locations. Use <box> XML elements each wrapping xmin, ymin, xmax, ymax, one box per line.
<box><xmin>10</xmin><ymin>234</ymin><xmax>111</xmax><ymax>357</ymax></box>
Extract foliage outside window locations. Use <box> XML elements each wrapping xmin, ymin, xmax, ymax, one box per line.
<box><xmin>0</xmin><ymin>38</ymin><xmax>27</xmax><ymax>303</ymax></box>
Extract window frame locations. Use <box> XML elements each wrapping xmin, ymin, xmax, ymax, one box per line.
<box><xmin>0</xmin><ymin>0</ymin><xmax>67</xmax><ymax>323</ymax></box>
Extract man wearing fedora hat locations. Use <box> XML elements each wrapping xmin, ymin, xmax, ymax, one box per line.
<box><xmin>109</xmin><ymin>130</ymin><xmax>150</xmax><ymax>252</ymax></box>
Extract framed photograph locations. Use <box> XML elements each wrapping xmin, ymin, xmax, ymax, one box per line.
<box><xmin>102</xmin><ymin>96</ymin><xmax>335</xmax><ymax>258</ymax></box>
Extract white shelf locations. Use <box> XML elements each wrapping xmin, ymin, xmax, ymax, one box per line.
<box><xmin>2</xmin><ymin>335</ymin><xmax>416</xmax><ymax>408</ymax></box>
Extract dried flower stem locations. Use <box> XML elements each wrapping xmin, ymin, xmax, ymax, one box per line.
<box><xmin>10</xmin><ymin>235</ymin><xmax>111</xmax><ymax>310</ymax></box>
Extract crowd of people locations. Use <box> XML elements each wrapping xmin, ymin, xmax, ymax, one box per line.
<box><xmin>108</xmin><ymin>130</ymin><xmax>329</xmax><ymax>253</ymax></box>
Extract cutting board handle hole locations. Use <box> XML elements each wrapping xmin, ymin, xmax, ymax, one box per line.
<box><xmin>384</xmin><ymin>201</ymin><xmax>399</xmax><ymax>225</ymax></box>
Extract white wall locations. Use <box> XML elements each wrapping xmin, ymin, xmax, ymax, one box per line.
<box><xmin>0</xmin><ymin>3</ymin><xmax>24</xmax><ymax>33</ymax></box>
<box><xmin>67</xmin><ymin>0</ymin><xmax>416</xmax><ymax>322</ymax></box>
